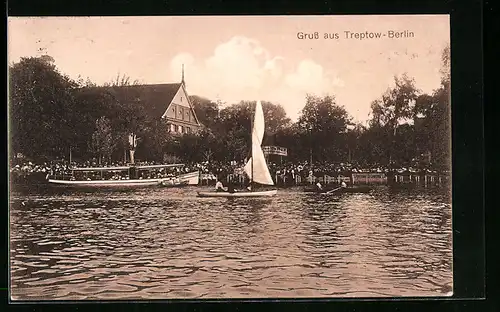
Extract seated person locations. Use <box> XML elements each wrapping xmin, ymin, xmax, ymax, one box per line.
<box><xmin>316</xmin><ymin>181</ymin><xmax>323</xmax><ymax>191</ymax></box>
<box><xmin>227</xmin><ymin>183</ymin><xmax>235</xmax><ymax>194</ymax></box>
<box><xmin>341</xmin><ymin>181</ymin><xmax>347</xmax><ymax>188</ymax></box>
<box><xmin>215</xmin><ymin>180</ymin><xmax>228</xmax><ymax>192</ymax></box>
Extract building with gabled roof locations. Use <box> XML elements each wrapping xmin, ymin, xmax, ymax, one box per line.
<box><xmin>96</xmin><ymin>68</ymin><xmax>202</xmax><ymax>134</ymax></box>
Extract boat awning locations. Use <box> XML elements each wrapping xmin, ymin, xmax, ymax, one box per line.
<box><xmin>70</xmin><ymin>163</ymin><xmax>185</xmax><ymax>172</ymax></box>
<box><xmin>136</xmin><ymin>164</ymin><xmax>185</xmax><ymax>170</ymax></box>
<box><xmin>72</xmin><ymin>166</ymin><xmax>130</xmax><ymax>172</ymax></box>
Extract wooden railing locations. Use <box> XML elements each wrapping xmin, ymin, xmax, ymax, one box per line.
<box><xmin>212</xmin><ymin>172</ymin><xmax>449</xmax><ymax>187</ymax></box>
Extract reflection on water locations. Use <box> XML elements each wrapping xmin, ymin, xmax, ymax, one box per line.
<box><xmin>10</xmin><ymin>186</ymin><xmax>452</xmax><ymax>300</ymax></box>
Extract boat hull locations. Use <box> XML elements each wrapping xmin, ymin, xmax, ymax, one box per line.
<box><xmin>304</xmin><ymin>186</ymin><xmax>372</xmax><ymax>194</ymax></box>
<box><xmin>341</xmin><ymin>186</ymin><xmax>372</xmax><ymax>193</ymax></box>
<box><xmin>48</xmin><ymin>171</ymin><xmax>200</xmax><ymax>188</ymax></box>
<box><xmin>48</xmin><ymin>178</ymin><xmax>161</xmax><ymax>187</ymax></box>
<box><xmin>179</xmin><ymin>171</ymin><xmax>200</xmax><ymax>185</ymax></box>
<box><xmin>160</xmin><ymin>171</ymin><xmax>199</xmax><ymax>187</ymax></box>
<box><xmin>197</xmin><ymin>190</ymin><xmax>277</xmax><ymax>198</ymax></box>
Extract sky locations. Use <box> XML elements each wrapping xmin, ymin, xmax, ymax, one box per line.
<box><xmin>8</xmin><ymin>15</ymin><xmax>450</xmax><ymax>123</ymax></box>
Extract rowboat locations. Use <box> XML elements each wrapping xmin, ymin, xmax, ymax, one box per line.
<box><xmin>340</xmin><ymin>186</ymin><xmax>372</xmax><ymax>193</ymax></box>
<box><xmin>304</xmin><ymin>185</ymin><xmax>372</xmax><ymax>194</ymax></box>
<box><xmin>48</xmin><ymin>164</ymin><xmax>199</xmax><ymax>188</ymax></box>
<box><xmin>197</xmin><ymin>101</ymin><xmax>277</xmax><ymax>198</ymax></box>
<box><xmin>197</xmin><ymin>190</ymin><xmax>277</xmax><ymax>198</ymax></box>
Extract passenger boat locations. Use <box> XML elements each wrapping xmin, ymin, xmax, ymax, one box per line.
<box><xmin>47</xmin><ymin>163</ymin><xmax>199</xmax><ymax>188</ymax></box>
<box><xmin>197</xmin><ymin>101</ymin><xmax>277</xmax><ymax>198</ymax></box>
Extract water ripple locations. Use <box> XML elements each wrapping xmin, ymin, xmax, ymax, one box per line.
<box><xmin>10</xmin><ymin>186</ymin><xmax>452</xmax><ymax>300</ymax></box>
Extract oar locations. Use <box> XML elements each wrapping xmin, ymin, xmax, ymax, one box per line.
<box><xmin>321</xmin><ymin>186</ymin><xmax>342</xmax><ymax>195</ymax></box>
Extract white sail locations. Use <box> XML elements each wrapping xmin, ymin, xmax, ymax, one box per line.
<box><xmin>244</xmin><ymin>101</ymin><xmax>274</xmax><ymax>185</ymax></box>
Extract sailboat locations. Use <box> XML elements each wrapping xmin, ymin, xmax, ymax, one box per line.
<box><xmin>197</xmin><ymin>101</ymin><xmax>277</xmax><ymax>198</ymax></box>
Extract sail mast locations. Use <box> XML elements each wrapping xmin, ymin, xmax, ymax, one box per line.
<box><xmin>251</xmin><ymin>102</ymin><xmax>254</xmax><ymax>186</ymax></box>
<box><xmin>243</xmin><ymin>100</ymin><xmax>274</xmax><ymax>187</ymax></box>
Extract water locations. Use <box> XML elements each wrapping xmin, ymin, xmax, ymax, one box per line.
<box><xmin>9</xmin><ymin>185</ymin><xmax>452</xmax><ymax>300</ymax></box>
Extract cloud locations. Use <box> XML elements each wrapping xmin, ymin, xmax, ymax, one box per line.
<box><xmin>169</xmin><ymin>36</ymin><xmax>342</xmax><ymax>121</ymax></box>
<box><xmin>285</xmin><ymin>59</ymin><xmax>344</xmax><ymax>93</ymax></box>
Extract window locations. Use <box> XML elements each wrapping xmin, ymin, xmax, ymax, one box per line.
<box><xmin>180</xmin><ymin>96</ymin><xmax>183</xmax><ymax>102</ymax></box>
<box><xmin>186</xmin><ymin>110</ymin><xmax>190</xmax><ymax>122</ymax></box>
<box><xmin>186</xmin><ymin>127</ymin><xmax>191</xmax><ymax>134</ymax></box>
<box><xmin>178</xmin><ymin>125</ymin><xmax>183</xmax><ymax>133</ymax></box>
<box><xmin>170</xmin><ymin>124</ymin><xmax>176</xmax><ymax>132</ymax></box>
<box><xmin>179</xmin><ymin>107</ymin><xmax>184</xmax><ymax>120</ymax></box>
<box><xmin>172</xmin><ymin>106</ymin><xmax>176</xmax><ymax>118</ymax></box>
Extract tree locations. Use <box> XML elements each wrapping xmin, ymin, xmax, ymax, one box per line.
<box><xmin>212</xmin><ymin>100</ymin><xmax>292</xmax><ymax>162</ymax></box>
<box><xmin>274</xmin><ymin>123</ymin><xmax>307</xmax><ymax>162</ymax></box>
<box><xmin>9</xmin><ymin>56</ymin><xmax>79</xmax><ymax>160</ymax></box>
<box><xmin>138</xmin><ymin>119</ymin><xmax>171</xmax><ymax>162</ymax></box>
<box><xmin>431</xmin><ymin>84</ymin><xmax>451</xmax><ymax>169</ymax></box>
<box><xmin>105</xmin><ymin>89</ymin><xmax>149</xmax><ymax>162</ymax></box>
<box><xmin>345</xmin><ymin>123</ymin><xmax>365</xmax><ymax>164</ymax></box>
<box><xmin>103</xmin><ymin>73</ymin><xmax>140</xmax><ymax>87</ymax></box>
<box><xmin>440</xmin><ymin>43</ymin><xmax>450</xmax><ymax>87</ymax></box>
<box><xmin>89</xmin><ymin>116</ymin><xmax>115</xmax><ymax>164</ymax></box>
<box><xmin>297</xmin><ymin>94</ymin><xmax>352</xmax><ymax>163</ymax></box>
<box><xmin>72</xmin><ymin>86</ymin><xmax>118</xmax><ymax>159</ymax></box>
<box><xmin>261</xmin><ymin>101</ymin><xmax>292</xmax><ymax>135</ymax></box>
<box><xmin>189</xmin><ymin>95</ymin><xmax>220</xmax><ymax>130</ymax></box>
<box><xmin>370</xmin><ymin>74</ymin><xmax>419</xmax><ymax>133</ymax></box>
<box><xmin>369</xmin><ymin>74</ymin><xmax>420</xmax><ymax>166</ymax></box>
<box><xmin>412</xmin><ymin>44</ymin><xmax>451</xmax><ymax>170</ymax></box>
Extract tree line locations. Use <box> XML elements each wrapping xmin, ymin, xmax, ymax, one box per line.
<box><xmin>9</xmin><ymin>46</ymin><xmax>450</xmax><ymax>170</ymax></box>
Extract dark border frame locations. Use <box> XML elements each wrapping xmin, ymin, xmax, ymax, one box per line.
<box><xmin>5</xmin><ymin>0</ymin><xmax>486</xmax><ymax>311</ymax></box>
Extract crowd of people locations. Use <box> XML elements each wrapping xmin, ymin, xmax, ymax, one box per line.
<box><xmin>9</xmin><ymin>156</ymin><xmax>446</xmax><ymax>185</ymax></box>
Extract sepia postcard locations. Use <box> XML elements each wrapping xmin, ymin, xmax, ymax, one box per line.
<box><xmin>8</xmin><ymin>15</ymin><xmax>452</xmax><ymax>301</ymax></box>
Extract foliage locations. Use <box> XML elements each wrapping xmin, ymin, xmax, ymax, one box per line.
<box><xmin>369</xmin><ymin>74</ymin><xmax>419</xmax><ymax>131</ymax></box>
<box><xmin>440</xmin><ymin>43</ymin><xmax>450</xmax><ymax>87</ymax></box>
<box><xmin>296</xmin><ymin>95</ymin><xmax>352</xmax><ymax>163</ymax></box>
<box><xmin>89</xmin><ymin>116</ymin><xmax>115</xmax><ymax>164</ymax></box>
<box><xmin>9</xmin><ymin>56</ymin><xmax>79</xmax><ymax>160</ymax></box>
<box><xmin>103</xmin><ymin>73</ymin><xmax>140</xmax><ymax>87</ymax></box>
<box><xmin>368</xmin><ymin>74</ymin><xmax>420</xmax><ymax>166</ymax></box>
<box><xmin>189</xmin><ymin>95</ymin><xmax>220</xmax><ymax>130</ymax></box>
<box><xmin>71</xmin><ymin>87</ymin><xmax>117</xmax><ymax>158</ymax></box>
<box><xmin>163</xmin><ymin>154</ymin><xmax>182</xmax><ymax>164</ymax></box>
<box><xmin>8</xmin><ymin>54</ymin><xmax>451</xmax><ymax>170</ymax></box>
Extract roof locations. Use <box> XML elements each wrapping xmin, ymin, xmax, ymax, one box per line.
<box><xmin>71</xmin><ymin>163</ymin><xmax>185</xmax><ymax>171</ymax></box>
<box><xmin>91</xmin><ymin>83</ymin><xmax>183</xmax><ymax>120</ymax></box>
